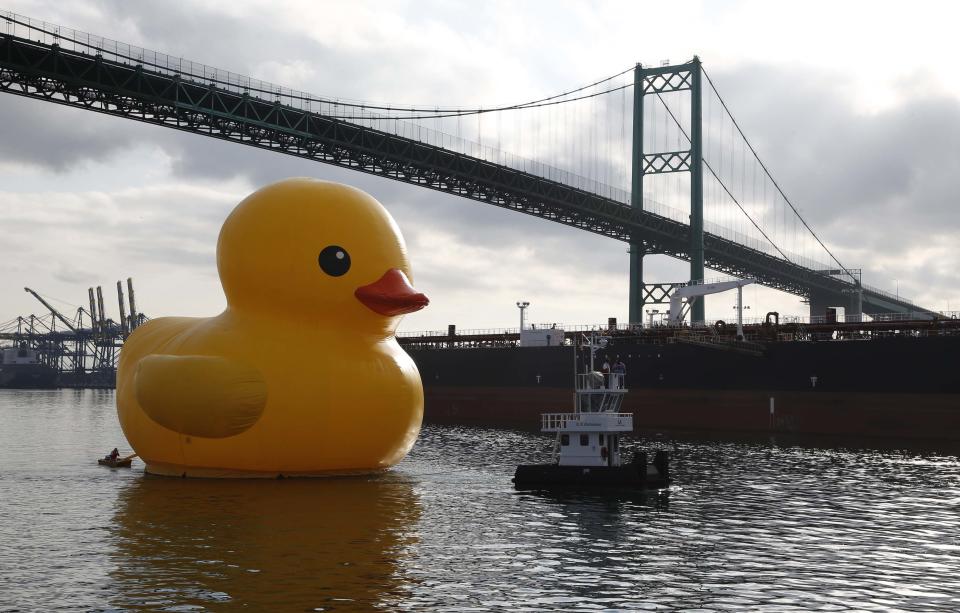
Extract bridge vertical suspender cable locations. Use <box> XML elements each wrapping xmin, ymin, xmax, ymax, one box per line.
<box><xmin>699</xmin><ymin>66</ymin><xmax>856</xmax><ymax>284</ymax></box>
<box><xmin>652</xmin><ymin>89</ymin><xmax>793</xmax><ymax>263</ymax></box>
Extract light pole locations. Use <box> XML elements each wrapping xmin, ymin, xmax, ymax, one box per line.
<box><xmin>645</xmin><ymin>309</ymin><xmax>659</xmax><ymax>329</ymax></box>
<box><xmin>732</xmin><ymin>285</ymin><xmax>751</xmax><ymax>340</ymax></box>
<box><xmin>516</xmin><ymin>301</ymin><xmax>530</xmax><ymax>332</ymax></box>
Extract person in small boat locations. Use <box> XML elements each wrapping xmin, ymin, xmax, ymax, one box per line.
<box><xmin>107</xmin><ymin>448</ymin><xmax>119</xmax><ymax>461</ymax></box>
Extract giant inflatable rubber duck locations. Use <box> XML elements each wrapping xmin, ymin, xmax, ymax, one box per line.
<box><xmin>116</xmin><ymin>178</ymin><xmax>429</xmax><ymax>477</ymax></box>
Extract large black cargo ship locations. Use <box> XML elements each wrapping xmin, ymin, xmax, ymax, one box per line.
<box><xmin>402</xmin><ymin>317</ymin><xmax>960</xmax><ymax>441</ymax></box>
<box><xmin>0</xmin><ymin>343</ymin><xmax>58</xmax><ymax>389</ymax></box>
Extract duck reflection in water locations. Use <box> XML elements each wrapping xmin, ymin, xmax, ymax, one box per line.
<box><xmin>107</xmin><ymin>475</ymin><xmax>421</xmax><ymax>611</ymax></box>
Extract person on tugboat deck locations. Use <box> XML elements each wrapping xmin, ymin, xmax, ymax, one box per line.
<box><xmin>613</xmin><ymin>356</ymin><xmax>626</xmax><ymax>388</ymax></box>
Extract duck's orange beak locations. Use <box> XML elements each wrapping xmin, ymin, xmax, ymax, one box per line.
<box><xmin>355</xmin><ymin>268</ymin><xmax>429</xmax><ymax>316</ymax></box>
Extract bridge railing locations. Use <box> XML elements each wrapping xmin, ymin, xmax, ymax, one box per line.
<box><xmin>857</xmin><ymin>282</ymin><xmax>913</xmax><ymax>305</ymax></box>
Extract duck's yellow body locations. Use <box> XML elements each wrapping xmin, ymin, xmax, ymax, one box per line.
<box><xmin>116</xmin><ymin>179</ymin><xmax>428</xmax><ymax>477</ymax></box>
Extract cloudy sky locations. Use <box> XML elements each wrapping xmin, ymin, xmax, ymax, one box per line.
<box><xmin>2</xmin><ymin>0</ymin><xmax>960</xmax><ymax>333</ymax></box>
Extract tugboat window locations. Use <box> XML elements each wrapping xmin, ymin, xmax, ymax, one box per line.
<box><xmin>580</xmin><ymin>434</ymin><xmax>589</xmax><ymax>446</ymax></box>
<box><xmin>598</xmin><ymin>434</ymin><xmax>605</xmax><ymax>446</ymax></box>
<box><xmin>560</xmin><ymin>434</ymin><xmax>569</xmax><ymax>446</ymax></box>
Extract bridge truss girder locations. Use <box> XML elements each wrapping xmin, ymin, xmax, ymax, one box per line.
<box><xmin>0</xmin><ymin>34</ymin><xmax>931</xmax><ymax>317</ymax></box>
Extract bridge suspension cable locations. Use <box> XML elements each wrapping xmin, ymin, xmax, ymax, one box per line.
<box><xmin>318</xmin><ymin>83</ymin><xmax>635</xmax><ymax>120</ymax></box>
<box><xmin>320</xmin><ymin>66</ymin><xmax>636</xmax><ymax>115</ymax></box>
<box><xmin>2</xmin><ymin>13</ymin><xmax>634</xmax><ymax>118</ymax></box>
<box><xmin>643</xmin><ymin>61</ymin><xmax>856</xmax><ymax>284</ymax></box>
<box><xmin>651</xmin><ymin>90</ymin><xmax>793</xmax><ymax>263</ymax></box>
<box><xmin>700</xmin><ymin>66</ymin><xmax>854</xmax><ymax>281</ymax></box>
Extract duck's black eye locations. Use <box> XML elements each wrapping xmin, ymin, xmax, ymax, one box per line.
<box><xmin>318</xmin><ymin>245</ymin><xmax>351</xmax><ymax>277</ymax></box>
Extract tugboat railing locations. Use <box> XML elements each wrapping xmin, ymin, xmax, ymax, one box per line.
<box><xmin>575</xmin><ymin>392</ymin><xmax>625</xmax><ymax>413</ymax></box>
<box><xmin>541</xmin><ymin>412</ymin><xmax>633</xmax><ymax>432</ymax></box>
<box><xmin>575</xmin><ymin>372</ymin><xmax>626</xmax><ymax>392</ymax></box>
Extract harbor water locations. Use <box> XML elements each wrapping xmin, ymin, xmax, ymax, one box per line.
<box><xmin>2</xmin><ymin>389</ymin><xmax>959</xmax><ymax>611</ymax></box>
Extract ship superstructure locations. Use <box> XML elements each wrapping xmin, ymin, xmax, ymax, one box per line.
<box><xmin>0</xmin><ymin>342</ymin><xmax>57</xmax><ymax>388</ymax></box>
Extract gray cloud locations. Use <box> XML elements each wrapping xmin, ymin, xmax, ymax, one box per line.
<box><xmin>708</xmin><ymin>64</ymin><xmax>960</xmax><ymax>243</ymax></box>
<box><xmin>0</xmin><ymin>95</ymin><xmax>142</xmax><ymax>171</ymax></box>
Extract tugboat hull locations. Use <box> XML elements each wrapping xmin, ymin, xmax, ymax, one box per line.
<box><xmin>514</xmin><ymin>451</ymin><xmax>671</xmax><ymax>490</ymax></box>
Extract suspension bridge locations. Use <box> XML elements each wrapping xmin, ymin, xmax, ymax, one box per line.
<box><xmin>0</xmin><ymin>12</ymin><xmax>934</xmax><ymax>324</ymax></box>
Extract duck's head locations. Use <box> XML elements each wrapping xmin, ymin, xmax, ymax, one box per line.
<box><xmin>217</xmin><ymin>179</ymin><xmax>428</xmax><ymax>334</ymax></box>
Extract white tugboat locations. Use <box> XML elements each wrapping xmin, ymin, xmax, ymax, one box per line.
<box><xmin>513</xmin><ymin>334</ymin><xmax>671</xmax><ymax>490</ymax></box>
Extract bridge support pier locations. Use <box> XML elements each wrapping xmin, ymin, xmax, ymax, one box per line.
<box><xmin>848</xmin><ymin>287</ymin><xmax>863</xmax><ymax>322</ymax></box>
<box><xmin>811</xmin><ymin>288</ymin><xmax>865</xmax><ymax>322</ymax></box>
<box><xmin>629</xmin><ymin>246</ymin><xmax>643</xmax><ymax>325</ymax></box>
<box><xmin>808</xmin><ymin>290</ymin><xmax>837</xmax><ymax>321</ymax></box>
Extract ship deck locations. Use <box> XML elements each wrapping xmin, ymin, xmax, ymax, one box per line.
<box><xmin>399</xmin><ymin>316</ymin><xmax>960</xmax><ymax>350</ymax></box>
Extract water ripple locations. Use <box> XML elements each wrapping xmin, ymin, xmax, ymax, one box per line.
<box><xmin>1</xmin><ymin>391</ymin><xmax>959</xmax><ymax>611</ymax></box>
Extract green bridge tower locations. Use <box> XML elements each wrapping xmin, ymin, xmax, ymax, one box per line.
<box><xmin>629</xmin><ymin>57</ymin><xmax>705</xmax><ymax>326</ymax></box>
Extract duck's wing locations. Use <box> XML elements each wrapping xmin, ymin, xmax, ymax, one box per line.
<box><xmin>134</xmin><ymin>355</ymin><xmax>267</xmax><ymax>438</ymax></box>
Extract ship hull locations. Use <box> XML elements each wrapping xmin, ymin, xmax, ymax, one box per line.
<box><xmin>0</xmin><ymin>364</ymin><xmax>58</xmax><ymax>389</ymax></box>
<box><xmin>410</xmin><ymin>336</ymin><xmax>960</xmax><ymax>441</ymax></box>
<box><xmin>421</xmin><ymin>386</ymin><xmax>960</xmax><ymax>440</ymax></box>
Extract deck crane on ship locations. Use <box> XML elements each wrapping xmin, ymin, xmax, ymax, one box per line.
<box><xmin>668</xmin><ymin>278</ymin><xmax>756</xmax><ymax>337</ymax></box>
